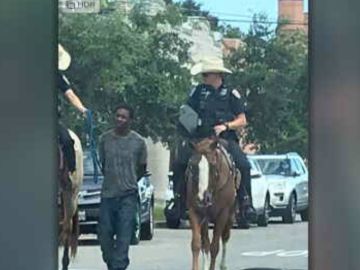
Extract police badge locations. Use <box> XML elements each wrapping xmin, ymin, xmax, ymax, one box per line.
<box><xmin>232</xmin><ymin>89</ymin><xmax>241</xmax><ymax>99</ymax></box>
<box><xmin>220</xmin><ymin>88</ymin><xmax>228</xmax><ymax>96</ymax></box>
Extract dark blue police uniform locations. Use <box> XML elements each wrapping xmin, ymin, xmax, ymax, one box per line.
<box><xmin>186</xmin><ymin>83</ymin><xmax>252</xmax><ymax>203</ymax></box>
<box><xmin>168</xmin><ymin>83</ymin><xmax>254</xmax><ymax>227</ymax></box>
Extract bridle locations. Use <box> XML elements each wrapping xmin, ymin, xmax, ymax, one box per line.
<box><xmin>187</xmin><ymin>140</ymin><xmax>236</xmax><ymax>224</ymax></box>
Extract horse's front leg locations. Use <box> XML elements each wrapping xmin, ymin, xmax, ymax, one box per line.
<box><xmin>209</xmin><ymin>210</ymin><xmax>228</xmax><ymax>270</ymax></box>
<box><xmin>189</xmin><ymin>208</ymin><xmax>201</xmax><ymax>270</ymax></box>
<box><xmin>220</xmin><ymin>216</ymin><xmax>233</xmax><ymax>270</ymax></box>
<box><xmin>62</xmin><ymin>241</ymin><xmax>70</xmax><ymax>270</ymax></box>
<box><xmin>201</xmin><ymin>222</ymin><xmax>210</xmax><ymax>270</ymax></box>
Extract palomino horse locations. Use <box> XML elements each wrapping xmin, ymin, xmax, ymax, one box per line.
<box><xmin>58</xmin><ymin>129</ymin><xmax>83</xmax><ymax>270</ymax></box>
<box><xmin>186</xmin><ymin>137</ymin><xmax>240</xmax><ymax>270</ymax></box>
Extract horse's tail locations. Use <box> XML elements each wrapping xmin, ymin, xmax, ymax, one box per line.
<box><xmin>69</xmin><ymin>209</ymin><xmax>79</xmax><ymax>258</ymax></box>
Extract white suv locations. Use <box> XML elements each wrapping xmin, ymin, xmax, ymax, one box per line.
<box><xmin>251</xmin><ymin>153</ymin><xmax>309</xmax><ymax>223</ymax></box>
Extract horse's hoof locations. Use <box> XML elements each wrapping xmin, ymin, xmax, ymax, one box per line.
<box><xmin>220</xmin><ymin>266</ymin><xmax>227</xmax><ymax>270</ymax></box>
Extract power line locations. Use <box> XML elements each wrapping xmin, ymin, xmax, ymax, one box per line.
<box><xmin>209</xmin><ymin>17</ymin><xmax>308</xmax><ymax>26</ymax></box>
<box><xmin>205</xmin><ymin>11</ymin><xmax>274</xmax><ymax>20</ymax></box>
<box><xmin>174</xmin><ymin>5</ymin><xmax>277</xmax><ymax>20</ymax></box>
<box><xmin>101</xmin><ymin>0</ymin><xmax>308</xmax><ymax>26</ymax></box>
<box><xmin>199</xmin><ymin>11</ymin><xmax>307</xmax><ymax>25</ymax></box>
<box><xmin>186</xmin><ymin>15</ymin><xmax>307</xmax><ymax>26</ymax></box>
<box><xmin>174</xmin><ymin>4</ymin><xmax>307</xmax><ymax>25</ymax></box>
<box><xmin>169</xmin><ymin>1</ymin><xmax>307</xmax><ymax>24</ymax></box>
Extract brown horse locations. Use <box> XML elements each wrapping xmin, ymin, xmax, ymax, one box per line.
<box><xmin>186</xmin><ymin>137</ymin><xmax>240</xmax><ymax>270</ymax></box>
<box><xmin>58</xmin><ymin>129</ymin><xmax>83</xmax><ymax>270</ymax></box>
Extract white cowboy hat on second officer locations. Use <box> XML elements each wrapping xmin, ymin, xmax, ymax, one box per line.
<box><xmin>190</xmin><ymin>56</ymin><xmax>232</xmax><ymax>76</ymax></box>
<box><xmin>58</xmin><ymin>44</ymin><xmax>71</xmax><ymax>71</ymax></box>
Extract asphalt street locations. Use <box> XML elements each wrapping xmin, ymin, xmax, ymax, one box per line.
<box><xmin>59</xmin><ymin>216</ymin><xmax>308</xmax><ymax>270</ymax></box>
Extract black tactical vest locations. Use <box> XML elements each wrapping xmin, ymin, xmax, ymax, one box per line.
<box><xmin>197</xmin><ymin>85</ymin><xmax>238</xmax><ymax>141</ymax></box>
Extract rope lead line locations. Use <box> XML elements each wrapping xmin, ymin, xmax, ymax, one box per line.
<box><xmin>85</xmin><ymin>110</ymin><xmax>103</xmax><ymax>183</ymax></box>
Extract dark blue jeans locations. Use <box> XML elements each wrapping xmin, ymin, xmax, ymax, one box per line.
<box><xmin>98</xmin><ymin>192</ymin><xmax>138</xmax><ymax>270</ymax></box>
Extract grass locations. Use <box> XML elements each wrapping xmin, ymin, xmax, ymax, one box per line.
<box><xmin>154</xmin><ymin>202</ymin><xmax>165</xmax><ymax>222</ymax></box>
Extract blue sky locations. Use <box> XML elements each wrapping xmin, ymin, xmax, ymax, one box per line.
<box><xmin>178</xmin><ymin>0</ymin><xmax>309</xmax><ymax>32</ymax></box>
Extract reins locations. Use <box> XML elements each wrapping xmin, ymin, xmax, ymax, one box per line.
<box><xmin>84</xmin><ymin>110</ymin><xmax>103</xmax><ymax>183</ymax></box>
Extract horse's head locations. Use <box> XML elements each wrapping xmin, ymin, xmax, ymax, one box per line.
<box><xmin>190</xmin><ymin>136</ymin><xmax>218</xmax><ymax>165</ymax></box>
<box><xmin>188</xmin><ymin>136</ymin><xmax>221</xmax><ymax>206</ymax></box>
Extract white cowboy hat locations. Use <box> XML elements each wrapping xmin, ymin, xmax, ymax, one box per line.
<box><xmin>190</xmin><ymin>56</ymin><xmax>232</xmax><ymax>76</ymax></box>
<box><xmin>58</xmin><ymin>44</ymin><xmax>71</xmax><ymax>71</ymax></box>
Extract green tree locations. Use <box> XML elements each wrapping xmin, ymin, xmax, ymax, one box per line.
<box><xmin>176</xmin><ymin>0</ymin><xmax>219</xmax><ymax>31</ymax></box>
<box><xmin>226</xmin><ymin>16</ymin><xmax>308</xmax><ymax>158</ymax></box>
<box><xmin>59</xmin><ymin>5</ymin><xmax>191</xmax><ymax>146</ymax></box>
<box><xmin>219</xmin><ymin>24</ymin><xmax>244</xmax><ymax>39</ymax></box>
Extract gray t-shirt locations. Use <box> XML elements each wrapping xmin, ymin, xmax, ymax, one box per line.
<box><xmin>99</xmin><ymin>129</ymin><xmax>147</xmax><ymax>198</ymax></box>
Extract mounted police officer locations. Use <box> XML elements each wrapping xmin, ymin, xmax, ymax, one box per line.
<box><xmin>58</xmin><ymin>44</ymin><xmax>88</xmax><ymax>174</ymax></box>
<box><xmin>170</xmin><ymin>56</ymin><xmax>256</xmax><ymax>229</ymax></box>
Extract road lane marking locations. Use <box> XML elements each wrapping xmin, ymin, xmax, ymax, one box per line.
<box><xmin>241</xmin><ymin>249</ymin><xmax>308</xmax><ymax>257</ymax></box>
<box><xmin>277</xmin><ymin>250</ymin><xmax>308</xmax><ymax>257</ymax></box>
<box><xmin>242</xmin><ymin>250</ymin><xmax>286</xmax><ymax>257</ymax></box>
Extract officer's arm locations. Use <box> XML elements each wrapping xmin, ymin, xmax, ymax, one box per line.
<box><xmin>64</xmin><ymin>89</ymin><xmax>87</xmax><ymax>114</ymax></box>
<box><xmin>226</xmin><ymin>113</ymin><xmax>247</xmax><ymax>130</ymax></box>
<box><xmin>226</xmin><ymin>89</ymin><xmax>247</xmax><ymax>130</ymax></box>
<box><xmin>58</xmin><ymin>73</ymin><xmax>87</xmax><ymax>114</ymax></box>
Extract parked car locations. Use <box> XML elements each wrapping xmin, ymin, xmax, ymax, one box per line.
<box><xmin>247</xmin><ymin>156</ymin><xmax>271</xmax><ymax>227</ymax></box>
<box><xmin>164</xmin><ymin>155</ymin><xmax>270</xmax><ymax>228</ymax></box>
<box><xmin>77</xmin><ymin>150</ymin><xmax>155</xmax><ymax>243</ymax></box>
<box><xmin>251</xmin><ymin>152</ymin><xmax>309</xmax><ymax>223</ymax></box>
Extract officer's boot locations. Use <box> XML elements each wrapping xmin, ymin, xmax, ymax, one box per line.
<box><xmin>235</xmin><ymin>189</ymin><xmax>250</xmax><ymax>229</ymax></box>
<box><xmin>244</xmin><ymin>177</ymin><xmax>257</xmax><ymax>222</ymax></box>
<box><xmin>172</xmin><ymin>161</ymin><xmax>188</xmax><ymax>220</ymax></box>
<box><xmin>243</xmin><ymin>194</ymin><xmax>257</xmax><ymax>223</ymax></box>
<box><xmin>58</xmin><ymin>124</ymin><xmax>77</xmax><ymax>173</ymax></box>
<box><xmin>241</xmin><ymin>165</ymin><xmax>257</xmax><ymax>223</ymax></box>
<box><xmin>237</xmin><ymin>195</ymin><xmax>251</xmax><ymax>229</ymax></box>
<box><xmin>63</xmin><ymin>143</ymin><xmax>76</xmax><ymax>173</ymax></box>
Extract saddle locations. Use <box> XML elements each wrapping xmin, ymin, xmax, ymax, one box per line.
<box><xmin>186</xmin><ymin>139</ymin><xmax>241</xmax><ymax>192</ymax></box>
<box><xmin>58</xmin><ymin>129</ymin><xmax>83</xmax><ymax>193</ymax></box>
<box><xmin>217</xmin><ymin>139</ymin><xmax>241</xmax><ymax>191</ymax></box>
